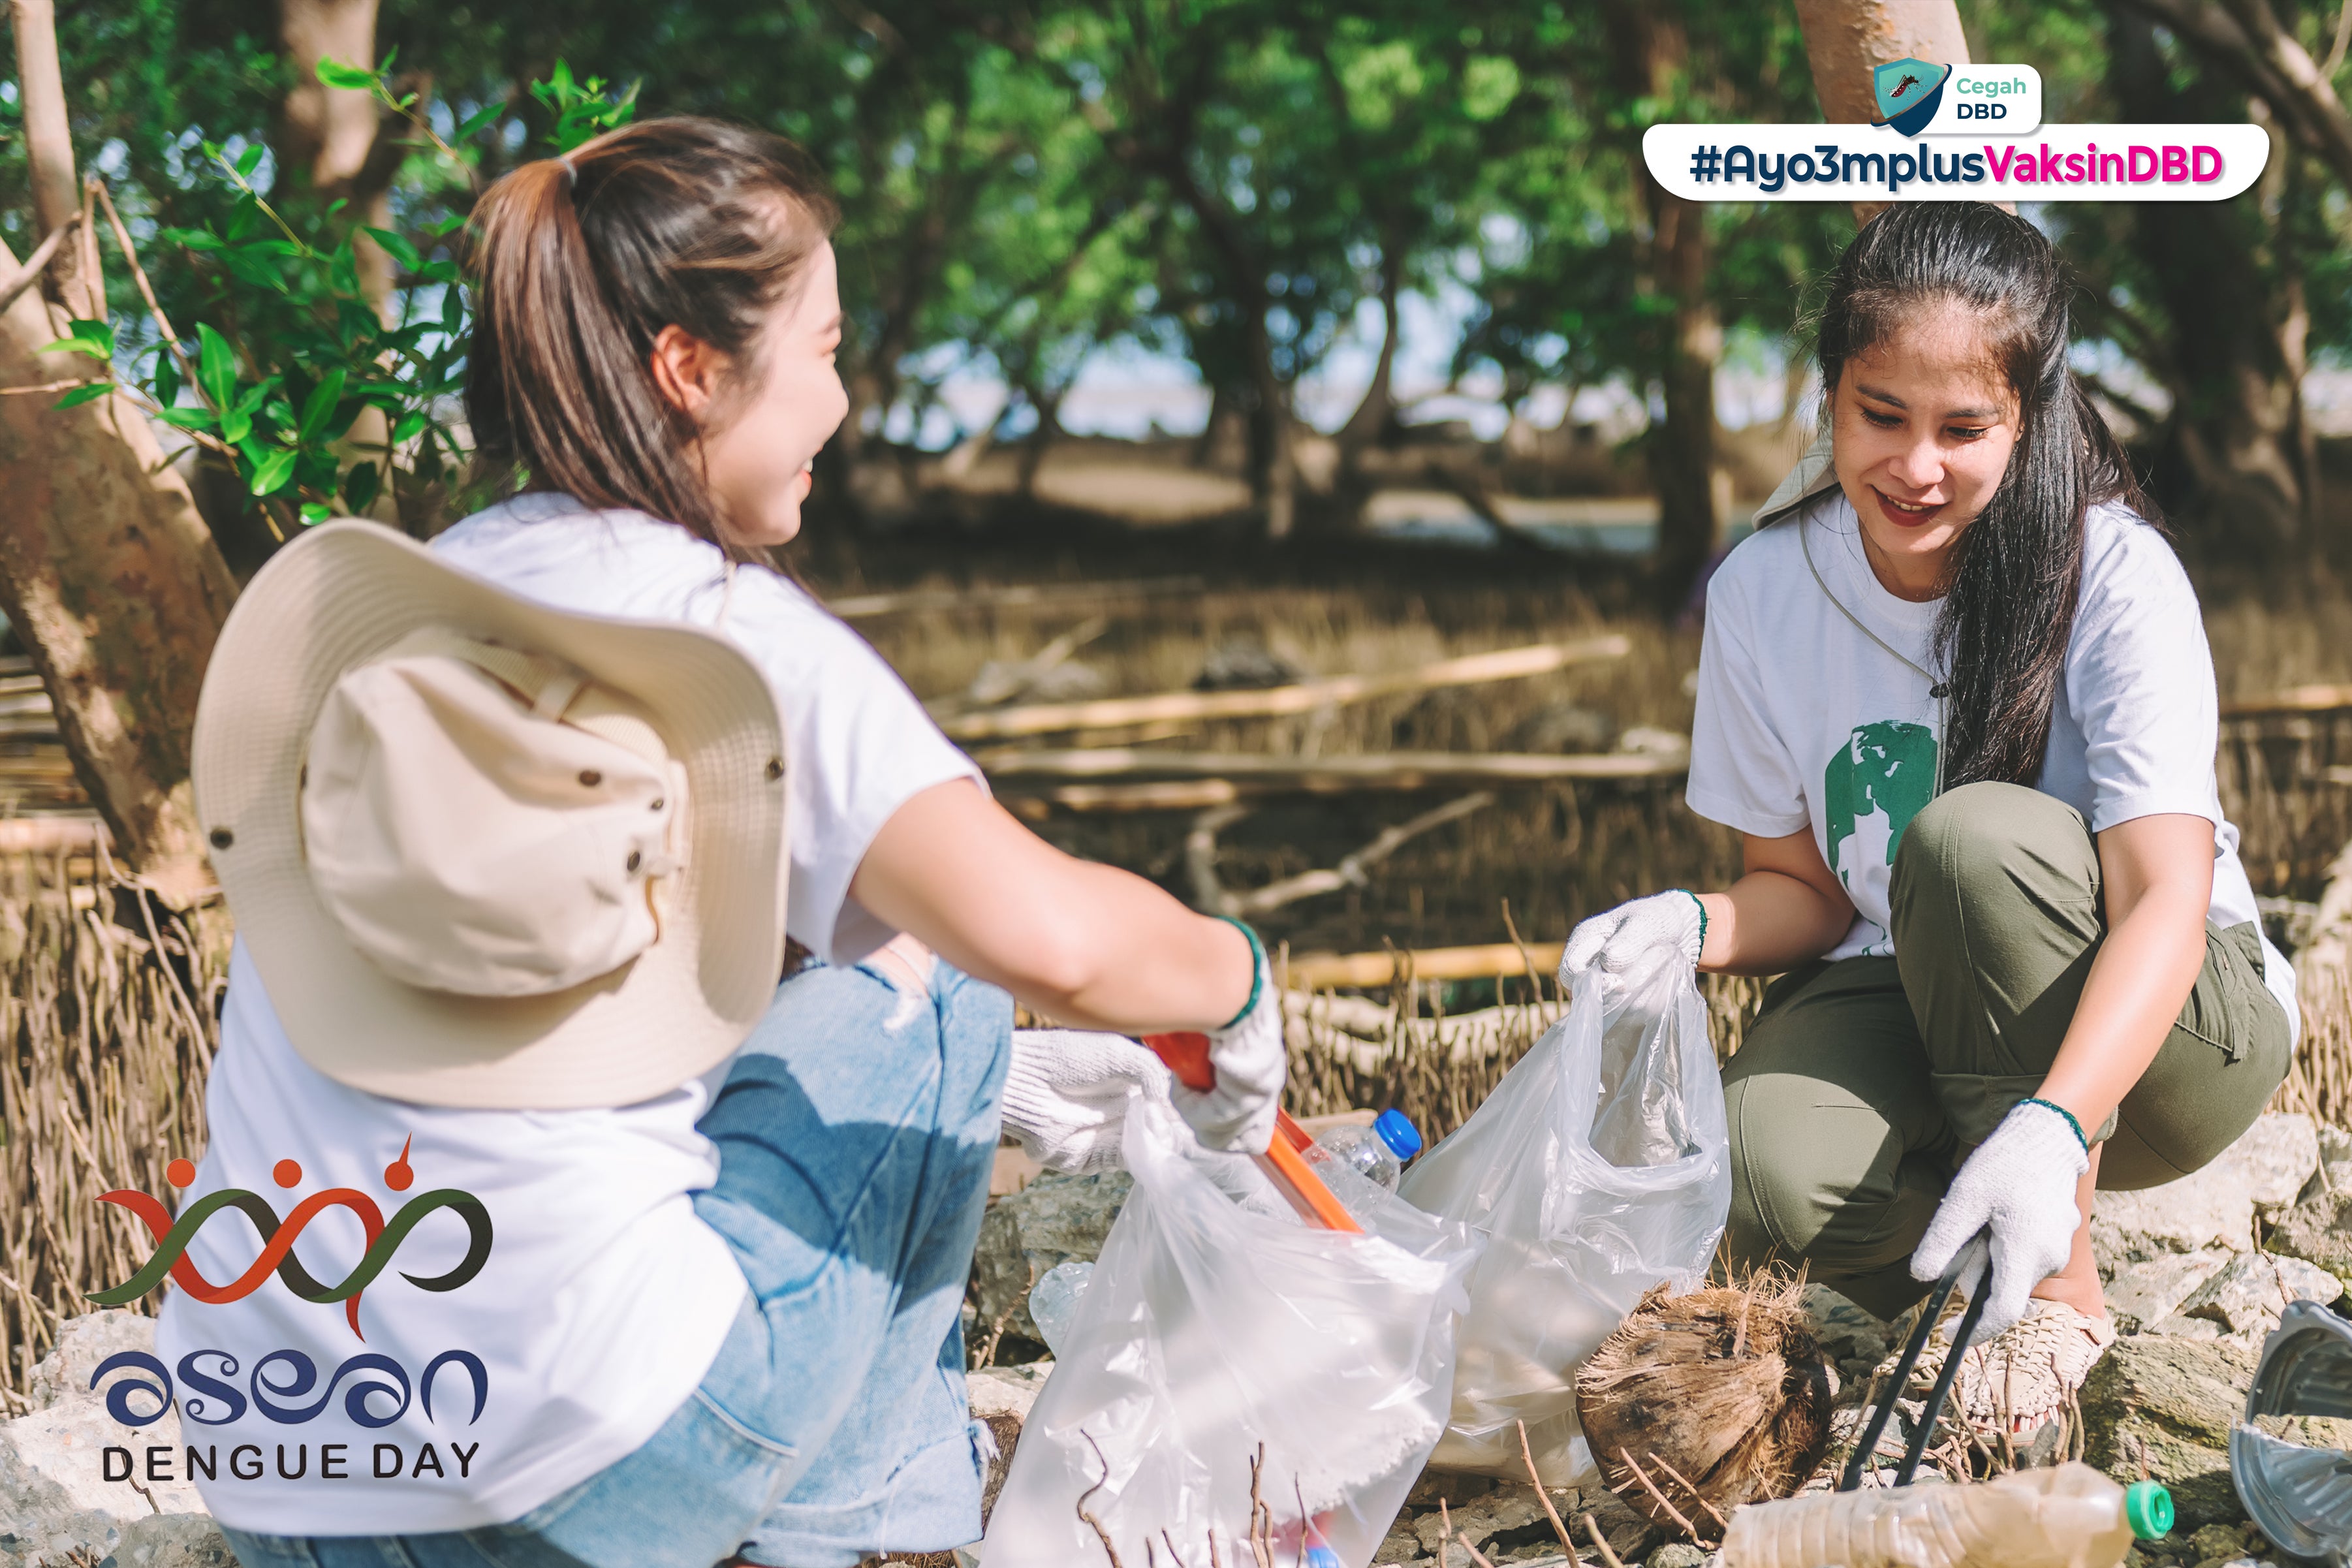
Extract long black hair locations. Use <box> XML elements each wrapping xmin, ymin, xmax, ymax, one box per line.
<box><xmin>1813</xmin><ymin>204</ymin><xmax>2147</xmax><ymax>788</ymax></box>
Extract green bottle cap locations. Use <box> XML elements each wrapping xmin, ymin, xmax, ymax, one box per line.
<box><xmin>2124</xmin><ymin>1480</ymin><xmax>2174</xmax><ymax>1540</ymax></box>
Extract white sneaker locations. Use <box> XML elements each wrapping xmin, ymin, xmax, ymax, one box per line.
<box><xmin>1885</xmin><ymin>1296</ymin><xmax>2116</xmax><ymax>1434</ymax></box>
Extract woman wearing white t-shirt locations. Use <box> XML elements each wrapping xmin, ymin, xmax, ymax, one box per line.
<box><xmin>1566</xmin><ymin>204</ymin><xmax>2295</xmax><ymax>1429</ymax></box>
<box><xmin>167</xmin><ymin>119</ymin><xmax>1285</xmax><ymax>1568</ymax></box>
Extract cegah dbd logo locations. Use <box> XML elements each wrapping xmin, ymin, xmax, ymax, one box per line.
<box><xmin>90</xmin><ymin>1138</ymin><xmax>493</xmax><ymax>1340</ymax></box>
<box><xmin>1870</xmin><ymin>59</ymin><xmax>2044</xmax><ymax>138</ymax></box>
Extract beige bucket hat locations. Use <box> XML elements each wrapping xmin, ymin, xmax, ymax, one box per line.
<box><xmin>192</xmin><ymin>520</ymin><xmax>789</xmax><ymax>1110</ymax></box>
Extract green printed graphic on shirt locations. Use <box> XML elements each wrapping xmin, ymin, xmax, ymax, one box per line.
<box><xmin>1825</xmin><ymin>720</ymin><xmax>1937</xmax><ymax>892</ymax></box>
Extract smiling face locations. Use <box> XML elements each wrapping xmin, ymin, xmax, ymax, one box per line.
<box><xmin>648</xmin><ymin>240</ymin><xmax>849</xmax><ymax>548</ymax></box>
<box><xmin>1828</xmin><ymin>302</ymin><xmax>2023</xmax><ymax>601</ymax></box>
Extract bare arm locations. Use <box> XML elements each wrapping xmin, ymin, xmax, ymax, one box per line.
<box><xmin>849</xmin><ymin>778</ymin><xmax>1254</xmax><ymax>1033</ymax></box>
<box><xmin>2033</xmin><ymin>813</ymin><xmax>2214</xmax><ymax>1134</ymax></box>
<box><xmin>1694</xmin><ymin>826</ymin><xmax>1858</xmax><ymax>975</ymax></box>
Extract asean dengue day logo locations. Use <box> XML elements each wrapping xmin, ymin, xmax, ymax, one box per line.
<box><xmin>78</xmin><ymin>1139</ymin><xmax>497</xmax><ymax>1488</ymax></box>
<box><xmin>92</xmin><ymin>1137</ymin><xmax>493</xmax><ymax>1338</ymax></box>
<box><xmin>1873</xmin><ymin>57</ymin><xmax>1951</xmax><ymax>138</ymax></box>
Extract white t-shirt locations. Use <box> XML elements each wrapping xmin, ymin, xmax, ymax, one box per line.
<box><xmin>157</xmin><ymin>495</ymin><xmax>982</xmax><ymax>1533</ymax></box>
<box><xmin>1686</xmin><ymin>490</ymin><xmax>2297</xmax><ymax>1034</ymax></box>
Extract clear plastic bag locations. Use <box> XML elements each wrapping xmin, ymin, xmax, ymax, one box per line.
<box><xmin>982</xmin><ymin>1092</ymin><xmax>1478</xmax><ymax>1567</ymax></box>
<box><xmin>1398</xmin><ymin>957</ymin><xmax>1730</xmax><ymax>1487</ymax></box>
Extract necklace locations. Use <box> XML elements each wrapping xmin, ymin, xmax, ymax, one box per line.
<box><xmin>1800</xmin><ymin>511</ymin><xmax>1950</xmax><ymax>797</ymax></box>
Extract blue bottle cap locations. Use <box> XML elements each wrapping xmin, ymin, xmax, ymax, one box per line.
<box><xmin>1373</xmin><ymin>1108</ymin><xmax>1423</xmax><ymax>1161</ymax></box>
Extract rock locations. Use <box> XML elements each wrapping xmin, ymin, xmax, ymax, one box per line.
<box><xmin>2176</xmin><ymin>1253</ymin><xmax>2344</xmax><ymax>1338</ymax></box>
<box><xmin>2295</xmin><ymin>1123</ymin><xmax>2352</xmax><ymax>1205</ymax></box>
<box><xmin>1797</xmin><ymin>1284</ymin><xmax>1890</xmax><ymax>1369</ymax></box>
<box><xmin>2108</xmin><ymin>1251</ymin><xmax>2233</xmax><ymax>1335</ymax></box>
<box><xmin>965</xmin><ymin>1360</ymin><xmax>1053</xmax><ymax>1424</ymax></box>
<box><xmin>2148</xmin><ymin>1313</ymin><xmax>2226</xmax><ymax>1341</ymax></box>
<box><xmin>2080</xmin><ymin>1334</ymin><xmax>2259</xmax><ymax>1530</ymax></box>
<box><xmin>1514</xmin><ymin>703</ymin><xmax>1615</xmax><ymax>754</ymax></box>
<box><xmin>1412</xmin><ymin>1488</ymin><xmax>1544</xmax><ymax>1556</ymax></box>
<box><xmin>1647</xmin><ymin>1544</ymin><xmax>1710</xmax><ymax>1568</ymax></box>
<box><xmin>0</xmin><ymin>1313</ymin><xmax>231</xmax><ymax>1567</ymax></box>
<box><xmin>2093</xmin><ymin>1114</ymin><xmax>2321</xmax><ymax>1269</ymax></box>
<box><xmin>968</xmin><ymin>1170</ymin><xmax>1131</xmax><ymax>1346</ymax></box>
<box><xmin>0</xmin><ymin>1382</ymin><xmax>222</xmax><ymax>1561</ymax></box>
<box><xmin>2265</xmin><ymin>1188</ymin><xmax>2352</xmax><ymax>1276</ymax></box>
<box><xmin>1405</xmin><ymin>1471</ymin><xmax>1497</xmax><ymax>1508</ymax></box>
<box><xmin>24</xmin><ymin>1310</ymin><xmax>163</xmax><ymax>1414</ymax></box>
<box><xmin>2185</xmin><ymin>1522</ymin><xmax>2273</xmax><ymax>1565</ymax></box>
<box><xmin>1373</xmin><ymin>1518</ymin><xmax>1430</xmax><ymax>1562</ymax></box>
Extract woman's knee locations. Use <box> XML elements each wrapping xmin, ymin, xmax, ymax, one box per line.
<box><xmin>1890</xmin><ymin>782</ymin><xmax>2097</xmax><ymax>944</ymax></box>
<box><xmin>1723</xmin><ymin>1066</ymin><xmax>1947</xmax><ymax>1309</ymax></box>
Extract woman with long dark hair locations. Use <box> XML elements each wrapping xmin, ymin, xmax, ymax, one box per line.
<box><xmin>1566</xmin><ymin>203</ymin><xmax>2295</xmax><ymax>1427</ymax></box>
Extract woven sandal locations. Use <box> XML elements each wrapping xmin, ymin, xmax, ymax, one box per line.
<box><xmin>1886</xmin><ymin>1296</ymin><xmax>2117</xmax><ymax>1435</ymax></box>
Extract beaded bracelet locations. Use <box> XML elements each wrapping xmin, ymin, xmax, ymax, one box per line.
<box><xmin>2022</xmin><ymin>1095</ymin><xmax>2090</xmax><ymax>1154</ymax></box>
<box><xmin>1680</xmin><ymin>889</ymin><xmax>1709</xmax><ymax>962</ymax></box>
<box><xmin>1214</xmin><ymin>916</ymin><xmax>1266</xmax><ymax>1031</ymax></box>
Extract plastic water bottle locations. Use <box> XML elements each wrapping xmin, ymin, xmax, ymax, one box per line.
<box><xmin>1306</xmin><ymin>1110</ymin><xmax>1423</xmax><ymax>1192</ymax></box>
<box><xmin>1718</xmin><ymin>1461</ymin><xmax>2172</xmax><ymax>1568</ymax></box>
<box><xmin>1026</xmin><ymin>1259</ymin><xmax>1092</xmax><ymax>1358</ymax></box>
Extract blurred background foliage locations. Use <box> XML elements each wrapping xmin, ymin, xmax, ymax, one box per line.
<box><xmin>12</xmin><ymin>0</ymin><xmax>2352</xmax><ymax>593</ymax></box>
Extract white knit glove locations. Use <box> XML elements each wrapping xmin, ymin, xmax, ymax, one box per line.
<box><xmin>1172</xmin><ymin>925</ymin><xmax>1285</xmax><ymax>1154</ymax></box>
<box><xmin>1000</xmin><ymin>1030</ymin><xmax>1176</xmax><ymax>1174</ymax></box>
<box><xmin>1912</xmin><ymin>1100</ymin><xmax>2090</xmax><ymax>1345</ymax></box>
<box><xmin>1560</xmin><ymin>890</ymin><xmax>1704</xmax><ymax>1009</ymax></box>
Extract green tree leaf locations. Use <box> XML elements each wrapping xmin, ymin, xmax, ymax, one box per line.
<box><xmin>314</xmin><ymin>57</ymin><xmax>379</xmax><ymax>91</ymax></box>
<box><xmin>248</xmin><ymin>445</ymin><xmax>298</xmax><ymax>495</ymax></box>
<box><xmin>342</xmin><ymin>460</ymin><xmax>381</xmax><ymax>514</ymax></box>
<box><xmin>195</xmin><ymin>324</ymin><xmax>238</xmax><ymax>411</ymax></box>
<box><xmin>38</xmin><ymin>319</ymin><xmax>115</xmax><ymax>361</ymax></box>
<box><xmin>53</xmin><ymin>384</ymin><xmax>112</xmax><ymax>409</ymax></box>
<box><xmin>298</xmin><ymin>368</ymin><xmax>349</xmax><ymax>444</ymax></box>
<box><xmin>364</xmin><ymin>227</ymin><xmax>424</xmax><ymax>274</ymax></box>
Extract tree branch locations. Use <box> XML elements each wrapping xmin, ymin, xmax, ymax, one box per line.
<box><xmin>2110</xmin><ymin>0</ymin><xmax>2352</xmax><ymax>185</ymax></box>
<box><xmin>0</xmin><ymin>215</ymin><xmax>78</xmax><ymax>318</ymax></box>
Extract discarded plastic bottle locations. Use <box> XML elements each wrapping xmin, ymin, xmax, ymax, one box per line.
<box><xmin>1719</xmin><ymin>1461</ymin><xmax>2172</xmax><ymax>1568</ymax></box>
<box><xmin>1306</xmin><ymin>1110</ymin><xmax>1423</xmax><ymax>1192</ymax></box>
<box><xmin>1026</xmin><ymin>1259</ymin><xmax>1092</xmax><ymax>1358</ymax></box>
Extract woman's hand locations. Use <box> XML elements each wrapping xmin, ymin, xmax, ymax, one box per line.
<box><xmin>1560</xmin><ymin>891</ymin><xmax>1704</xmax><ymax>1009</ymax></box>
<box><xmin>1912</xmin><ymin>1099</ymin><xmax>2090</xmax><ymax>1343</ymax></box>
<box><xmin>1001</xmin><ymin>1029</ymin><xmax>1176</xmax><ymax>1174</ymax></box>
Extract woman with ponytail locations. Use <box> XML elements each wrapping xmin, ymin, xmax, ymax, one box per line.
<box><xmin>172</xmin><ymin>119</ymin><xmax>1289</xmax><ymax>1567</ymax></box>
<box><xmin>1566</xmin><ymin>204</ymin><xmax>2295</xmax><ymax>1428</ymax></box>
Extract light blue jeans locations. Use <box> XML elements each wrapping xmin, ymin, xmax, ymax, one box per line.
<box><xmin>223</xmin><ymin>954</ymin><xmax>1013</xmax><ymax>1568</ymax></box>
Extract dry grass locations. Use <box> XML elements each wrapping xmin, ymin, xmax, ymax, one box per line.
<box><xmin>851</xmin><ymin>544</ymin><xmax>2352</xmax><ymax>1130</ymax></box>
<box><xmin>0</xmin><ymin>862</ymin><xmax>221</xmax><ymax>1411</ymax></box>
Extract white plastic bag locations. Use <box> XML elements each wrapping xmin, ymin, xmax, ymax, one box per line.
<box><xmin>1399</xmin><ymin>958</ymin><xmax>1729</xmax><ymax>1487</ymax></box>
<box><xmin>983</xmin><ymin>1093</ymin><xmax>1477</xmax><ymax>1567</ymax></box>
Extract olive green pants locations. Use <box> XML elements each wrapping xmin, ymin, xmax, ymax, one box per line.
<box><xmin>1719</xmin><ymin>781</ymin><xmax>2292</xmax><ymax>1321</ymax></box>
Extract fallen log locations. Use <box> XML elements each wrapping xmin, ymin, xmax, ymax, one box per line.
<box><xmin>0</xmin><ymin>815</ymin><xmax>102</xmax><ymax>853</ymax></box>
<box><xmin>942</xmin><ymin>633</ymin><xmax>1633</xmax><ymax>742</ymax></box>
<box><xmin>2223</xmin><ymin>683</ymin><xmax>2352</xmax><ymax>718</ymax></box>
<box><xmin>978</xmin><ymin>745</ymin><xmax>1687</xmax><ymax>790</ymax></box>
<box><xmin>1285</xmin><ymin>939</ymin><xmax>1568</xmax><ymax>991</ymax></box>
<box><xmin>827</xmin><ymin>574</ymin><xmax>1204</xmax><ymax>619</ymax></box>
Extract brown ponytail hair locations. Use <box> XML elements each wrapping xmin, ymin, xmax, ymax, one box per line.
<box><xmin>465</xmin><ymin>117</ymin><xmax>841</xmax><ymax>550</ymax></box>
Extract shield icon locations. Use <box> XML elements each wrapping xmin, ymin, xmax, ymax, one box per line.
<box><xmin>1872</xmin><ymin>57</ymin><xmax>1950</xmax><ymax>136</ymax></box>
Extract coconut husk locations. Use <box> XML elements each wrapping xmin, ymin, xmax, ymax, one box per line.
<box><xmin>1573</xmin><ymin>1276</ymin><xmax>1835</xmax><ymax>1539</ymax></box>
